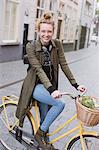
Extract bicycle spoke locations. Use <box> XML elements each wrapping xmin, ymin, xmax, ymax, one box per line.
<box><xmin>0</xmin><ymin>104</ymin><xmax>18</xmax><ymax>130</ymax></box>
<box><xmin>67</xmin><ymin>135</ymin><xmax>99</xmax><ymax>150</ymax></box>
<box><xmin>0</xmin><ymin>102</ymin><xmax>34</xmax><ymax>148</ymax></box>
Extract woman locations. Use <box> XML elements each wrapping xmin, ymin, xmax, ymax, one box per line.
<box><xmin>16</xmin><ymin>13</ymin><xmax>86</xmax><ymax>150</ymax></box>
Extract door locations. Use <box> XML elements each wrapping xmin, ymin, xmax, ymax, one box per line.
<box><xmin>79</xmin><ymin>26</ymin><xmax>87</xmax><ymax>49</ymax></box>
<box><xmin>57</xmin><ymin>20</ymin><xmax>62</xmax><ymax>39</ymax></box>
<box><xmin>22</xmin><ymin>24</ymin><xmax>29</xmax><ymax>57</ymax></box>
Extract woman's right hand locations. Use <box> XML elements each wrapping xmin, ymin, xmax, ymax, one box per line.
<box><xmin>51</xmin><ymin>90</ymin><xmax>62</xmax><ymax>99</ymax></box>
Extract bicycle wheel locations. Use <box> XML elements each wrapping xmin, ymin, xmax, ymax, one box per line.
<box><xmin>0</xmin><ymin>138</ymin><xmax>11</xmax><ymax>150</ymax></box>
<box><xmin>0</xmin><ymin>102</ymin><xmax>34</xmax><ymax>144</ymax></box>
<box><xmin>66</xmin><ymin>135</ymin><xmax>99</xmax><ymax>150</ymax></box>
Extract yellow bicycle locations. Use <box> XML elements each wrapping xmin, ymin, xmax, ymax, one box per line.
<box><xmin>0</xmin><ymin>94</ymin><xmax>99</xmax><ymax>150</ymax></box>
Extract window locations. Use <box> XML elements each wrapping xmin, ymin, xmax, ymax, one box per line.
<box><xmin>37</xmin><ymin>0</ymin><xmax>40</xmax><ymax>7</ymax></box>
<box><xmin>35</xmin><ymin>0</ymin><xmax>46</xmax><ymax>40</ymax></box>
<box><xmin>36</xmin><ymin>0</ymin><xmax>45</xmax><ymax>18</ymax></box>
<box><xmin>3</xmin><ymin>0</ymin><xmax>19</xmax><ymax>43</ymax></box>
<box><xmin>49</xmin><ymin>0</ymin><xmax>57</xmax><ymax>11</ymax></box>
<box><xmin>73</xmin><ymin>0</ymin><xmax>78</xmax><ymax>5</ymax></box>
<box><xmin>58</xmin><ymin>1</ymin><xmax>65</xmax><ymax>17</ymax></box>
<box><xmin>36</xmin><ymin>9</ymin><xmax>44</xmax><ymax>18</ymax></box>
<box><xmin>85</xmin><ymin>1</ymin><xmax>92</xmax><ymax>16</ymax></box>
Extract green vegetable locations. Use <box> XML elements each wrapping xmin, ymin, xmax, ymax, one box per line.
<box><xmin>81</xmin><ymin>96</ymin><xmax>95</xmax><ymax>109</ymax></box>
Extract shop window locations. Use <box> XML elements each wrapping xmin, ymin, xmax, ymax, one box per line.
<box><xmin>3</xmin><ymin>0</ymin><xmax>19</xmax><ymax>43</ymax></box>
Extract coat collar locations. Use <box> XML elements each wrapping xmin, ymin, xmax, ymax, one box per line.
<box><xmin>35</xmin><ymin>39</ymin><xmax>57</xmax><ymax>52</ymax></box>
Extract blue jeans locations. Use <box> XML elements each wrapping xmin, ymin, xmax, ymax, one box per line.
<box><xmin>32</xmin><ymin>84</ymin><xmax>65</xmax><ymax>132</ymax></box>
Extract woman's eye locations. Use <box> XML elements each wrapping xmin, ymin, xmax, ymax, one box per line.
<box><xmin>41</xmin><ymin>30</ymin><xmax>46</xmax><ymax>33</ymax></box>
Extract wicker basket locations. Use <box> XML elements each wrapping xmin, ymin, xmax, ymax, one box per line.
<box><xmin>76</xmin><ymin>97</ymin><xmax>99</xmax><ymax>126</ymax></box>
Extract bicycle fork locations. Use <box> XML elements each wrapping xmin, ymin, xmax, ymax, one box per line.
<box><xmin>79</xmin><ymin>123</ymin><xmax>86</xmax><ymax>150</ymax></box>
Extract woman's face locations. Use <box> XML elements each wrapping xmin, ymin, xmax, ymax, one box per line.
<box><xmin>39</xmin><ymin>23</ymin><xmax>54</xmax><ymax>45</ymax></box>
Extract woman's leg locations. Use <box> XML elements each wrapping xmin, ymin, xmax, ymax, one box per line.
<box><xmin>38</xmin><ymin>102</ymin><xmax>50</xmax><ymax>142</ymax></box>
<box><xmin>33</xmin><ymin>84</ymin><xmax>65</xmax><ymax>132</ymax></box>
<box><xmin>38</xmin><ymin>102</ymin><xmax>49</xmax><ymax>125</ymax></box>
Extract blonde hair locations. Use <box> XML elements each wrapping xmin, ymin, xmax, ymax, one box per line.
<box><xmin>38</xmin><ymin>12</ymin><xmax>54</xmax><ymax>31</ymax></box>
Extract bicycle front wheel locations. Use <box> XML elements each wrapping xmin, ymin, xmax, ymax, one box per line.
<box><xmin>66</xmin><ymin>135</ymin><xmax>99</xmax><ymax>150</ymax></box>
<box><xmin>0</xmin><ymin>102</ymin><xmax>34</xmax><ymax>144</ymax></box>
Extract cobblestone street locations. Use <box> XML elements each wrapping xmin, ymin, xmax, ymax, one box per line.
<box><xmin>0</xmin><ymin>44</ymin><xmax>99</xmax><ymax>150</ymax></box>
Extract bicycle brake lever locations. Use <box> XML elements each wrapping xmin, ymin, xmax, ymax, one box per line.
<box><xmin>79</xmin><ymin>90</ymin><xmax>87</xmax><ymax>97</ymax></box>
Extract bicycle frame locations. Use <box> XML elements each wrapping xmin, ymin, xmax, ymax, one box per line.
<box><xmin>47</xmin><ymin>116</ymin><xmax>97</xmax><ymax>150</ymax></box>
<box><xmin>0</xmin><ymin>95</ymin><xmax>98</xmax><ymax>150</ymax></box>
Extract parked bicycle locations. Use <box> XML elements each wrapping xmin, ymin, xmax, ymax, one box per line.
<box><xmin>0</xmin><ymin>93</ymin><xmax>99</xmax><ymax>150</ymax></box>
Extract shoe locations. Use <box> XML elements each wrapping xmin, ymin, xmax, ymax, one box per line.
<box><xmin>35</xmin><ymin>128</ymin><xmax>57</xmax><ymax>150</ymax></box>
<box><xmin>45</xmin><ymin>132</ymin><xmax>59</xmax><ymax>150</ymax></box>
<box><xmin>49</xmin><ymin>144</ymin><xmax>59</xmax><ymax>150</ymax></box>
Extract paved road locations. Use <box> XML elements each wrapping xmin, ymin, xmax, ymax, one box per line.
<box><xmin>0</xmin><ymin>43</ymin><xmax>99</xmax><ymax>150</ymax></box>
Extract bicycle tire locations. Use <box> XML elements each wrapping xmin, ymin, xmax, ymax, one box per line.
<box><xmin>0</xmin><ymin>102</ymin><xmax>34</xmax><ymax>145</ymax></box>
<box><xmin>66</xmin><ymin>134</ymin><xmax>99</xmax><ymax>150</ymax></box>
<box><xmin>0</xmin><ymin>138</ymin><xmax>12</xmax><ymax>150</ymax></box>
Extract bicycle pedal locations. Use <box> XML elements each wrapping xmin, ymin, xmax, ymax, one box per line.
<box><xmin>15</xmin><ymin>127</ymin><xmax>22</xmax><ymax>143</ymax></box>
<box><xmin>37</xmin><ymin>147</ymin><xmax>43</xmax><ymax>150</ymax></box>
<box><xmin>30</xmin><ymin>137</ymin><xmax>39</xmax><ymax>147</ymax></box>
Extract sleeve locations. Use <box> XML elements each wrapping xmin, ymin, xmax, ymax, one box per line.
<box><xmin>56</xmin><ymin>40</ymin><xmax>78</xmax><ymax>87</ymax></box>
<box><xmin>26</xmin><ymin>42</ymin><xmax>52</xmax><ymax>89</ymax></box>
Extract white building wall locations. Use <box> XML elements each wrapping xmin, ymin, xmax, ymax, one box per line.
<box><xmin>24</xmin><ymin>0</ymin><xmax>37</xmax><ymax>40</ymax></box>
<box><xmin>0</xmin><ymin>0</ymin><xmax>3</xmax><ymax>44</ymax></box>
<box><xmin>0</xmin><ymin>0</ymin><xmax>24</xmax><ymax>45</ymax></box>
<box><xmin>0</xmin><ymin>0</ymin><xmax>25</xmax><ymax>62</ymax></box>
<box><xmin>76</xmin><ymin>0</ymin><xmax>96</xmax><ymax>49</ymax></box>
<box><xmin>24</xmin><ymin>1</ymin><xmax>34</xmax><ymax>40</ymax></box>
<box><xmin>23</xmin><ymin>0</ymin><xmax>80</xmax><ymax>44</ymax></box>
<box><xmin>89</xmin><ymin>0</ymin><xmax>97</xmax><ymax>43</ymax></box>
<box><xmin>63</xmin><ymin>0</ymin><xmax>80</xmax><ymax>43</ymax></box>
<box><xmin>26</xmin><ymin>0</ymin><xmax>59</xmax><ymax>40</ymax></box>
<box><xmin>18</xmin><ymin>0</ymin><xmax>25</xmax><ymax>44</ymax></box>
<box><xmin>81</xmin><ymin>0</ymin><xmax>93</xmax><ymax>28</ymax></box>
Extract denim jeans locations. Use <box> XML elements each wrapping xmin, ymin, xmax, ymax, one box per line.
<box><xmin>32</xmin><ymin>84</ymin><xmax>65</xmax><ymax>132</ymax></box>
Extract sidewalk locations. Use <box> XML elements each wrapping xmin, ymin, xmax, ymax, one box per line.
<box><xmin>0</xmin><ymin>43</ymin><xmax>98</xmax><ymax>89</ymax></box>
<box><xmin>0</xmin><ymin>43</ymin><xmax>99</xmax><ymax>150</ymax></box>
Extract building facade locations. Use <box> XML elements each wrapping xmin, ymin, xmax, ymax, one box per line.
<box><xmin>0</xmin><ymin>0</ymin><xmax>96</xmax><ymax>62</ymax></box>
<box><xmin>76</xmin><ymin>0</ymin><xmax>97</xmax><ymax>49</ymax></box>
<box><xmin>0</xmin><ymin>0</ymin><xmax>25</xmax><ymax>62</ymax></box>
<box><xmin>89</xmin><ymin>0</ymin><xmax>99</xmax><ymax>44</ymax></box>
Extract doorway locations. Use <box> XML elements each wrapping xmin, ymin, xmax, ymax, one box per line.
<box><xmin>57</xmin><ymin>20</ymin><xmax>62</xmax><ymax>39</ymax></box>
<box><xmin>79</xmin><ymin>26</ymin><xmax>87</xmax><ymax>49</ymax></box>
<box><xmin>22</xmin><ymin>24</ymin><xmax>29</xmax><ymax>57</ymax></box>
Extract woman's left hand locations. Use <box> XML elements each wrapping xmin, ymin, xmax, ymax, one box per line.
<box><xmin>51</xmin><ymin>90</ymin><xmax>62</xmax><ymax>99</ymax></box>
<box><xmin>77</xmin><ymin>85</ymin><xmax>87</xmax><ymax>93</ymax></box>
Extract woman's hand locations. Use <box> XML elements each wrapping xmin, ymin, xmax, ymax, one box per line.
<box><xmin>77</xmin><ymin>85</ymin><xmax>87</xmax><ymax>93</ymax></box>
<box><xmin>51</xmin><ymin>90</ymin><xmax>62</xmax><ymax>99</ymax></box>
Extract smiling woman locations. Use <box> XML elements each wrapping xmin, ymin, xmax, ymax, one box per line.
<box><xmin>16</xmin><ymin>12</ymin><xmax>86</xmax><ymax>150</ymax></box>
<box><xmin>38</xmin><ymin>13</ymin><xmax>54</xmax><ymax>45</ymax></box>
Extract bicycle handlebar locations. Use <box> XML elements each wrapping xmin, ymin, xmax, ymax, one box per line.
<box><xmin>60</xmin><ymin>90</ymin><xmax>86</xmax><ymax>100</ymax></box>
<box><xmin>60</xmin><ymin>92</ymin><xmax>76</xmax><ymax>99</ymax></box>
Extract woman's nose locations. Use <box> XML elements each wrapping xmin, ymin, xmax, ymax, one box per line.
<box><xmin>44</xmin><ymin>32</ymin><xmax>48</xmax><ymax>36</ymax></box>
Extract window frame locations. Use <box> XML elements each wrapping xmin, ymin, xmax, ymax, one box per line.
<box><xmin>1</xmin><ymin>0</ymin><xmax>20</xmax><ymax>45</ymax></box>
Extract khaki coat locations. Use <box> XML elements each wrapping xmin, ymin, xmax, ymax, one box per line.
<box><xmin>16</xmin><ymin>39</ymin><xmax>77</xmax><ymax>127</ymax></box>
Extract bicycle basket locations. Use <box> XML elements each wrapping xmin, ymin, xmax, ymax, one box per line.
<box><xmin>76</xmin><ymin>97</ymin><xmax>99</xmax><ymax>126</ymax></box>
